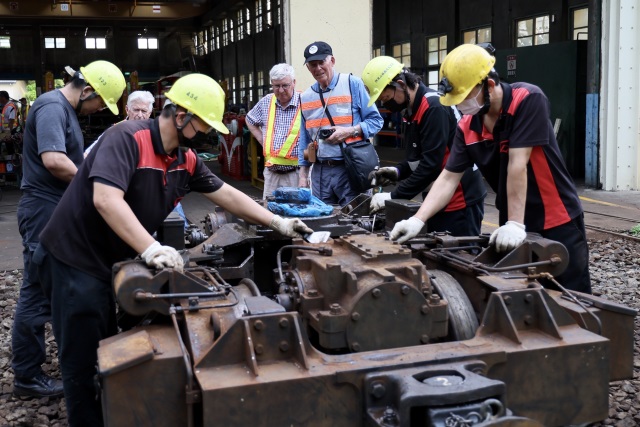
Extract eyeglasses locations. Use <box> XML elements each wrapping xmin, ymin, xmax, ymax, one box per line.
<box><xmin>272</xmin><ymin>83</ymin><xmax>292</xmax><ymax>91</ymax></box>
<box><xmin>189</xmin><ymin>117</ymin><xmax>214</xmax><ymax>135</ymax></box>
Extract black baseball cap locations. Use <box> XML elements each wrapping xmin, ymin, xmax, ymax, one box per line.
<box><xmin>304</xmin><ymin>41</ymin><xmax>333</xmax><ymax>64</ymax></box>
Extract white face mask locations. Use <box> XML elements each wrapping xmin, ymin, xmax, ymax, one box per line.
<box><xmin>457</xmin><ymin>86</ymin><xmax>484</xmax><ymax>116</ymax></box>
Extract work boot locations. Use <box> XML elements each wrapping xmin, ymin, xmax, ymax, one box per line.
<box><xmin>13</xmin><ymin>372</ymin><xmax>64</xmax><ymax>398</ymax></box>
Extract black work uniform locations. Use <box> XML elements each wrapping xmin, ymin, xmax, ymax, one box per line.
<box><xmin>446</xmin><ymin>82</ymin><xmax>591</xmax><ymax>294</ymax></box>
<box><xmin>392</xmin><ymin>83</ymin><xmax>486</xmax><ymax>236</ymax></box>
<box><xmin>36</xmin><ymin>117</ymin><xmax>224</xmax><ymax>426</ymax></box>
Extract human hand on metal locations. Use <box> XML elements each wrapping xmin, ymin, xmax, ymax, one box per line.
<box><xmin>489</xmin><ymin>221</ymin><xmax>526</xmax><ymax>252</ymax></box>
<box><xmin>370</xmin><ymin>192</ymin><xmax>392</xmax><ymax>214</ymax></box>
<box><xmin>368</xmin><ymin>166</ymin><xmax>399</xmax><ymax>187</ymax></box>
<box><xmin>141</xmin><ymin>241</ymin><xmax>185</xmax><ymax>272</ymax></box>
<box><xmin>389</xmin><ymin>217</ymin><xmax>425</xmax><ymax>244</ymax></box>
<box><xmin>270</xmin><ymin>215</ymin><xmax>314</xmax><ymax>238</ymax></box>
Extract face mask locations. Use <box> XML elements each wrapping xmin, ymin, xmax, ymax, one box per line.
<box><xmin>383</xmin><ymin>87</ymin><xmax>409</xmax><ymax>113</ymax></box>
<box><xmin>457</xmin><ymin>86</ymin><xmax>484</xmax><ymax>116</ymax></box>
<box><xmin>181</xmin><ymin>130</ymin><xmax>210</xmax><ymax>149</ymax></box>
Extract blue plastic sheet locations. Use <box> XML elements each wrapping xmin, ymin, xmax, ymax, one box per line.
<box><xmin>267</xmin><ymin>187</ymin><xmax>332</xmax><ymax>217</ymax></box>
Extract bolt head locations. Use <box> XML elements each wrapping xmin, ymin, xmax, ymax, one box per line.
<box><xmin>254</xmin><ymin>320</ymin><xmax>264</xmax><ymax>331</ymax></box>
<box><xmin>370</xmin><ymin>382</ymin><xmax>386</xmax><ymax>399</ymax></box>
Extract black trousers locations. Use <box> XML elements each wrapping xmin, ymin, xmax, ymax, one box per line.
<box><xmin>539</xmin><ymin>213</ymin><xmax>592</xmax><ymax>294</ymax></box>
<box><xmin>427</xmin><ymin>202</ymin><xmax>485</xmax><ymax>237</ymax></box>
<box><xmin>35</xmin><ymin>244</ymin><xmax>117</xmax><ymax>427</ymax></box>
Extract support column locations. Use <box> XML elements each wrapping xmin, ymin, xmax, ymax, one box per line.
<box><xmin>599</xmin><ymin>0</ymin><xmax>640</xmax><ymax>190</ymax></box>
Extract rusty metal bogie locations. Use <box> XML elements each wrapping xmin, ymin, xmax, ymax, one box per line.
<box><xmin>99</xmin><ymin>217</ymin><xmax>636</xmax><ymax>427</ymax></box>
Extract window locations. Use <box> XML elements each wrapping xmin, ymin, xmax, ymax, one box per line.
<box><xmin>239</xmin><ymin>74</ymin><xmax>246</xmax><ymax>106</ymax></box>
<box><xmin>222</xmin><ymin>19</ymin><xmax>230</xmax><ymax>46</ymax></box>
<box><xmin>276</xmin><ymin>0</ymin><xmax>281</xmax><ymax>25</ymax></box>
<box><xmin>255</xmin><ymin>0</ymin><xmax>263</xmax><ymax>33</ymax></box>
<box><xmin>138</xmin><ymin>37</ymin><xmax>158</xmax><ymax>50</ymax></box>
<box><xmin>372</xmin><ymin>46</ymin><xmax>382</xmax><ymax>58</ymax></box>
<box><xmin>210</xmin><ymin>25</ymin><xmax>220</xmax><ymax>51</ymax></box>
<box><xmin>85</xmin><ymin>37</ymin><xmax>106</xmax><ymax>49</ymax></box>
<box><xmin>516</xmin><ymin>15</ymin><xmax>550</xmax><ymax>47</ymax></box>
<box><xmin>231</xmin><ymin>76</ymin><xmax>237</xmax><ymax>104</ymax></box>
<box><xmin>44</xmin><ymin>37</ymin><xmax>66</xmax><ymax>49</ymax></box>
<box><xmin>463</xmin><ymin>26</ymin><xmax>491</xmax><ymax>44</ymax></box>
<box><xmin>426</xmin><ymin>35</ymin><xmax>447</xmax><ymax>88</ymax></box>
<box><xmin>244</xmin><ymin>9</ymin><xmax>251</xmax><ymax>37</ymax></box>
<box><xmin>257</xmin><ymin>70</ymin><xmax>265</xmax><ymax>96</ymax></box>
<box><xmin>193</xmin><ymin>31</ymin><xmax>206</xmax><ymax>55</ymax></box>
<box><xmin>229</xmin><ymin>18</ymin><xmax>235</xmax><ymax>43</ymax></box>
<box><xmin>237</xmin><ymin>10</ymin><xmax>245</xmax><ymax>40</ymax></box>
<box><xmin>392</xmin><ymin>42</ymin><xmax>410</xmax><ymax>68</ymax></box>
<box><xmin>0</xmin><ymin>36</ymin><xmax>9</xmax><ymax>48</ymax></box>
<box><xmin>248</xmin><ymin>72</ymin><xmax>254</xmax><ymax>103</ymax></box>
<box><xmin>266</xmin><ymin>0</ymin><xmax>272</xmax><ymax>28</ymax></box>
<box><xmin>572</xmin><ymin>8</ymin><xmax>588</xmax><ymax>40</ymax></box>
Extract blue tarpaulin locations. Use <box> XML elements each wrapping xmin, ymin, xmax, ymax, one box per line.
<box><xmin>267</xmin><ymin>187</ymin><xmax>333</xmax><ymax>217</ymax></box>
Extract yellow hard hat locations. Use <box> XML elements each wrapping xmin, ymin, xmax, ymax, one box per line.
<box><xmin>79</xmin><ymin>60</ymin><xmax>126</xmax><ymax>115</ymax></box>
<box><xmin>165</xmin><ymin>73</ymin><xmax>228</xmax><ymax>134</ymax></box>
<box><xmin>438</xmin><ymin>44</ymin><xmax>496</xmax><ymax>107</ymax></box>
<box><xmin>362</xmin><ymin>56</ymin><xmax>405</xmax><ymax>107</ymax></box>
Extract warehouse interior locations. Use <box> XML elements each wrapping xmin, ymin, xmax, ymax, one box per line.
<box><xmin>0</xmin><ymin>0</ymin><xmax>638</xmax><ymax>190</ymax></box>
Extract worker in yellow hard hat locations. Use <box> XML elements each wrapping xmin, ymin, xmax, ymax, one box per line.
<box><xmin>12</xmin><ymin>59</ymin><xmax>125</xmax><ymax>404</ymax></box>
<box><xmin>361</xmin><ymin>56</ymin><xmax>486</xmax><ymax>236</ymax></box>
<box><xmin>389</xmin><ymin>43</ymin><xmax>591</xmax><ymax>295</ymax></box>
<box><xmin>33</xmin><ymin>73</ymin><xmax>313</xmax><ymax>426</ymax></box>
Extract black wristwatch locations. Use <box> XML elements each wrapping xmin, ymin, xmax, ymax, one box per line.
<box><xmin>352</xmin><ymin>128</ymin><xmax>360</xmax><ymax>138</ymax></box>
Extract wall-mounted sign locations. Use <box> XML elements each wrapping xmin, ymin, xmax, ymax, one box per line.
<box><xmin>506</xmin><ymin>54</ymin><xmax>516</xmax><ymax>78</ymax></box>
<box><xmin>60</xmin><ymin>3</ymin><xmax>69</xmax><ymax>12</ymax></box>
<box><xmin>9</xmin><ymin>2</ymin><xmax>18</xmax><ymax>11</ymax></box>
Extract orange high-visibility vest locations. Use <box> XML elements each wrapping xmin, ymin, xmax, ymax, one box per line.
<box><xmin>1</xmin><ymin>101</ymin><xmax>17</xmax><ymax>131</ymax></box>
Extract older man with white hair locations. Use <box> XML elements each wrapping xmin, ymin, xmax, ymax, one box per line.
<box><xmin>246</xmin><ymin>63</ymin><xmax>302</xmax><ymax>199</ymax></box>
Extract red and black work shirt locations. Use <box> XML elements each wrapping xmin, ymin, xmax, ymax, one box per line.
<box><xmin>40</xmin><ymin>117</ymin><xmax>224</xmax><ymax>281</ymax></box>
<box><xmin>445</xmin><ymin>82</ymin><xmax>582</xmax><ymax>231</ymax></box>
<box><xmin>392</xmin><ymin>82</ymin><xmax>486</xmax><ymax>212</ymax></box>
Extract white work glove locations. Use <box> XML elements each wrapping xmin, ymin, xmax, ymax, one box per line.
<box><xmin>489</xmin><ymin>221</ymin><xmax>527</xmax><ymax>252</ymax></box>
<box><xmin>368</xmin><ymin>167</ymin><xmax>399</xmax><ymax>187</ymax></box>
<box><xmin>141</xmin><ymin>241</ymin><xmax>185</xmax><ymax>272</ymax></box>
<box><xmin>270</xmin><ymin>215</ymin><xmax>314</xmax><ymax>238</ymax></box>
<box><xmin>370</xmin><ymin>192</ymin><xmax>392</xmax><ymax>214</ymax></box>
<box><xmin>389</xmin><ymin>217</ymin><xmax>425</xmax><ymax>244</ymax></box>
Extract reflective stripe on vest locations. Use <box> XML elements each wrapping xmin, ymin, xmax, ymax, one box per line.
<box><xmin>263</xmin><ymin>95</ymin><xmax>301</xmax><ymax>166</ymax></box>
<box><xmin>300</xmin><ymin>73</ymin><xmax>360</xmax><ymax>159</ymax></box>
<box><xmin>1</xmin><ymin>102</ymin><xmax>16</xmax><ymax>131</ymax></box>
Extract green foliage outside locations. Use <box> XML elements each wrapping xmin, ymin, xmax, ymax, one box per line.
<box><xmin>24</xmin><ymin>79</ymin><xmax>65</xmax><ymax>102</ymax></box>
<box><xmin>630</xmin><ymin>224</ymin><xmax>640</xmax><ymax>236</ymax></box>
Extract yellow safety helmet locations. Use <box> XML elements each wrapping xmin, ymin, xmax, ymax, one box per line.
<box><xmin>362</xmin><ymin>56</ymin><xmax>405</xmax><ymax>107</ymax></box>
<box><xmin>79</xmin><ymin>60</ymin><xmax>126</xmax><ymax>115</ymax></box>
<box><xmin>438</xmin><ymin>44</ymin><xmax>496</xmax><ymax>107</ymax></box>
<box><xmin>165</xmin><ymin>73</ymin><xmax>228</xmax><ymax>134</ymax></box>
